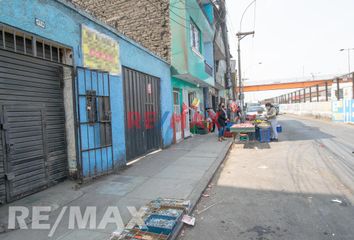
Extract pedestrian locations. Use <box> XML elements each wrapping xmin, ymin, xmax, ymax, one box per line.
<box><xmin>265</xmin><ymin>102</ymin><xmax>278</xmax><ymax>142</ymax></box>
<box><xmin>206</xmin><ymin>107</ymin><xmax>217</xmax><ymax>132</ymax></box>
<box><xmin>217</xmin><ymin>103</ymin><xmax>228</xmax><ymax>142</ymax></box>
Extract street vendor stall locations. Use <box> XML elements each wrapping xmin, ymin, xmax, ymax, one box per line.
<box><xmin>229</xmin><ymin>122</ymin><xmax>256</xmax><ymax>142</ymax></box>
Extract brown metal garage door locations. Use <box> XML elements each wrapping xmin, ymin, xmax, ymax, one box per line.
<box><xmin>123</xmin><ymin>67</ymin><xmax>161</xmax><ymax>161</ymax></box>
<box><xmin>0</xmin><ymin>48</ymin><xmax>67</xmax><ymax>203</ymax></box>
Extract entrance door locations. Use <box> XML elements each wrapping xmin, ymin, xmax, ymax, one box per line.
<box><xmin>0</xmin><ymin>48</ymin><xmax>67</xmax><ymax>203</ymax></box>
<box><xmin>76</xmin><ymin>68</ymin><xmax>113</xmax><ymax>179</ymax></box>
<box><xmin>123</xmin><ymin>67</ymin><xmax>161</xmax><ymax>161</ymax></box>
<box><xmin>173</xmin><ymin>90</ymin><xmax>182</xmax><ymax>142</ymax></box>
<box><xmin>1</xmin><ymin>105</ymin><xmax>47</xmax><ymax>202</ymax></box>
<box><xmin>182</xmin><ymin>89</ymin><xmax>191</xmax><ymax>138</ymax></box>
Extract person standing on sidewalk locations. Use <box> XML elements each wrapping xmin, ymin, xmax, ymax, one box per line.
<box><xmin>265</xmin><ymin>102</ymin><xmax>278</xmax><ymax>141</ymax></box>
<box><xmin>217</xmin><ymin>103</ymin><xmax>228</xmax><ymax>142</ymax></box>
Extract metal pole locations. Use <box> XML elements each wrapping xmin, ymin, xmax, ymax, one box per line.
<box><xmin>237</xmin><ymin>37</ymin><xmax>242</xmax><ymax>106</ymax></box>
<box><xmin>316</xmin><ymin>84</ymin><xmax>319</xmax><ymax>102</ymax></box>
<box><xmin>236</xmin><ymin>31</ymin><xmax>254</xmax><ymax>112</ymax></box>
<box><xmin>348</xmin><ymin>49</ymin><xmax>351</xmax><ymax>74</ymax></box>
<box><xmin>336</xmin><ymin>78</ymin><xmax>340</xmax><ymax>100</ymax></box>
<box><xmin>309</xmin><ymin>87</ymin><xmax>312</xmax><ymax>102</ymax></box>
<box><xmin>303</xmin><ymin>89</ymin><xmax>305</xmax><ymax>102</ymax></box>
<box><xmin>352</xmin><ymin>73</ymin><xmax>354</xmax><ymax>99</ymax></box>
<box><xmin>325</xmin><ymin>81</ymin><xmax>328</xmax><ymax>101</ymax></box>
<box><xmin>299</xmin><ymin>90</ymin><xmax>301</xmax><ymax>103</ymax></box>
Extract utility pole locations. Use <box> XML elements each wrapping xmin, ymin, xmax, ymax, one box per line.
<box><xmin>237</xmin><ymin>31</ymin><xmax>254</xmax><ymax>110</ymax></box>
<box><xmin>340</xmin><ymin>48</ymin><xmax>354</xmax><ymax>74</ymax></box>
<box><xmin>352</xmin><ymin>72</ymin><xmax>354</xmax><ymax>99</ymax></box>
<box><xmin>212</xmin><ymin>0</ymin><xmax>234</xmax><ymax>100</ymax></box>
<box><xmin>220</xmin><ymin>1</ymin><xmax>234</xmax><ymax>100</ymax></box>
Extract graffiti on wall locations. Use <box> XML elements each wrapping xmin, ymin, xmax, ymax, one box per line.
<box><xmin>82</xmin><ymin>25</ymin><xmax>121</xmax><ymax>75</ymax></box>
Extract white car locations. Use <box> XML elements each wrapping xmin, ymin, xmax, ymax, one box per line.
<box><xmin>246</xmin><ymin>106</ymin><xmax>265</xmax><ymax>120</ymax></box>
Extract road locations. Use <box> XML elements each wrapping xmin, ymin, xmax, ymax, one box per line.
<box><xmin>178</xmin><ymin>115</ymin><xmax>354</xmax><ymax>240</ymax></box>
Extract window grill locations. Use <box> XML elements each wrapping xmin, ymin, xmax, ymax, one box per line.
<box><xmin>0</xmin><ymin>23</ymin><xmax>72</xmax><ymax>65</ymax></box>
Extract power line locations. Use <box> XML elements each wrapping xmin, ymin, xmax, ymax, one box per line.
<box><xmin>145</xmin><ymin>0</ymin><xmax>190</xmax><ymax>30</ymax></box>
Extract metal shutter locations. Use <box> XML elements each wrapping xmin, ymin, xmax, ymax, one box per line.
<box><xmin>0</xmin><ymin>49</ymin><xmax>68</xmax><ymax>202</ymax></box>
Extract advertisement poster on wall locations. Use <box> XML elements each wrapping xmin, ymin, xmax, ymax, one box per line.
<box><xmin>82</xmin><ymin>25</ymin><xmax>120</xmax><ymax>75</ymax></box>
<box><xmin>332</xmin><ymin>100</ymin><xmax>354</xmax><ymax>123</ymax></box>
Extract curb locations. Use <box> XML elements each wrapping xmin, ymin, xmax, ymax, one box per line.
<box><xmin>169</xmin><ymin>140</ymin><xmax>233</xmax><ymax>240</ymax></box>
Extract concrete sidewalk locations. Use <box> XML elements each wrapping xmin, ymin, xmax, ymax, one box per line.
<box><xmin>0</xmin><ymin>134</ymin><xmax>232</xmax><ymax>240</ymax></box>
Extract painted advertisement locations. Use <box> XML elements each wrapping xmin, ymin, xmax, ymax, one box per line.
<box><xmin>332</xmin><ymin>100</ymin><xmax>354</xmax><ymax>123</ymax></box>
<box><xmin>82</xmin><ymin>25</ymin><xmax>120</xmax><ymax>75</ymax></box>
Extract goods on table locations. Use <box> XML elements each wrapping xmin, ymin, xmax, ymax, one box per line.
<box><xmin>150</xmin><ymin>209</ymin><xmax>184</xmax><ymax>218</ymax></box>
<box><xmin>230</xmin><ymin>123</ymin><xmax>256</xmax><ymax>133</ymax></box>
<box><xmin>143</xmin><ymin>216</ymin><xmax>176</xmax><ymax>235</ymax></box>
<box><xmin>114</xmin><ymin>198</ymin><xmax>190</xmax><ymax>240</ymax></box>
<box><xmin>148</xmin><ymin>198</ymin><xmax>191</xmax><ymax>211</ymax></box>
<box><xmin>253</xmin><ymin>119</ymin><xmax>264</xmax><ymax>124</ymax></box>
<box><xmin>257</xmin><ymin>122</ymin><xmax>271</xmax><ymax>129</ymax></box>
<box><xmin>234</xmin><ymin>122</ymin><xmax>254</xmax><ymax>128</ymax></box>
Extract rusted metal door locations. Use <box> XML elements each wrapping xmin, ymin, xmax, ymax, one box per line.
<box><xmin>123</xmin><ymin>67</ymin><xmax>161</xmax><ymax>161</ymax></box>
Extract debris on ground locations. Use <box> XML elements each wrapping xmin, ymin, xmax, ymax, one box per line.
<box><xmin>197</xmin><ymin>201</ymin><xmax>220</xmax><ymax>215</ymax></box>
<box><xmin>182</xmin><ymin>215</ymin><xmax>196</xmax><ymax>226</ymax></box>
<box><xmin>331</xmin><ymin>199</ymin><xmax>342</xmax><ymax>204</ymax></box>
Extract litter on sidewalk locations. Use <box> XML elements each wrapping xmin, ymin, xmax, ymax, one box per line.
<box><xmin>181</xmin><ymin>215</ymin><xmax>196</xmax><ymax>226</ymax></box>
<box><xmin>331</xmin><ymin>199</ymin><xmax>342</xmax><ymax>204</ymax></box>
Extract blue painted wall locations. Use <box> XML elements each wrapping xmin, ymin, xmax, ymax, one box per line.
<box><xmin>204</xmin><ymin>42</ymin><xmax>214</xmax><ymax>68</ymax></box>
<box><xmin>203</xmin><ymin>3</ymin><xmax>214</xmax><ymax>24</ymax></box>
<box><xmin>0</xmin><ymin>0</ymin><xmax>173</xmax><ymax>171</ymax></box>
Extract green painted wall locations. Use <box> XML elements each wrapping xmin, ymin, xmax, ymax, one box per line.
<box><xmin>170</xmin><ymin>0</ymin><xmax>215</xmax><ymax>86</ymax></box>
<box><xmin>172</xmin><ymin>77</ymin><xmax>204</xmax><ymax>112</ymax></box>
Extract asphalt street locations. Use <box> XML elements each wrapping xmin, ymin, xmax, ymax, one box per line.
<box><xmin>179</xmin><ymin>115</ymin><xmax>354</xmax><ymax>240</ymax></box>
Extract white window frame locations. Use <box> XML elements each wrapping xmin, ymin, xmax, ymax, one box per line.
<box><xmin>190</xmin><ymin>21</ymin><xmax>201</xmax><ymax>54</ymax></box>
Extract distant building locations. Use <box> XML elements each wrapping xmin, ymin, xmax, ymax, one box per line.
<box><xmin>0</xmin><ymin>0</ymin><xmax>173</xmax><ymax>203</ymax></box>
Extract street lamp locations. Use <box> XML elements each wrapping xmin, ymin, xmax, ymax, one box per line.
<box><xmin>339</xmin><ymin>48</ymin><xmax>354</xmax><ymax>74</ymax></box>
<box><xmin>236</xmin><ymin>0</ymin><xmax>257</xmax><ymax>114</ymax></box>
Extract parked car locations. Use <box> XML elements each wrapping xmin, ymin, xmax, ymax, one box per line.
<box><xmin>246</xmin><ymin>106</ymin><xmax>265</xmax><ymax>121</ymax></box>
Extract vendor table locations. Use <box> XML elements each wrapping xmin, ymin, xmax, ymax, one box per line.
<box><xmin>230</xmin><ymin>123</ymin><xmax>256</xmax><ymax>142</ymax></box>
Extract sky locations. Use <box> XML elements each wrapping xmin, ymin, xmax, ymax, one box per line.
<box><xmin>225</xmin><ymin>0</ymin><xmax>354</xmax><ymax>101</ymax></box>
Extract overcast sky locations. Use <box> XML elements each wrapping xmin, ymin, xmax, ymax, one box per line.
<box><xmin>226</xmin><ymin>0</ymin><xmax>354</xmax><ymax>101</ymax></box>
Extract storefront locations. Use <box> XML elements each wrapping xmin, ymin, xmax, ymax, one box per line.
<box><xmin>0</xmin><ymin>0</ymin><xmax>173</xmax><ymax>202</ymax></box>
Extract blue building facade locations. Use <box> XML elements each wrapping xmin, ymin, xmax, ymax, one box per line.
<box><xmin>0</xmin><ymin>0</ymin><xmax>173</xmax><ymax>189</ymax></box>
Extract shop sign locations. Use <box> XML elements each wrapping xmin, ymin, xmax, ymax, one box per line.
<box><xmin>82</xmin><ymin>25</ymin><xmax>120</xmax><ymax>75</ymax></box>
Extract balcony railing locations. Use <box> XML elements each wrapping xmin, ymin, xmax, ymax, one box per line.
<box><xmin>204</xmin><ymin>61</ymin><xmax>213</xmax><ymax>76</ymax></box>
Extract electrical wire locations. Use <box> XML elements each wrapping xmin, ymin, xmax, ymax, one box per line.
<box><xmin>145</xmin><ymin>0</ymin><xmax>190</xmax><ymax>30</ymax></box>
